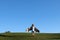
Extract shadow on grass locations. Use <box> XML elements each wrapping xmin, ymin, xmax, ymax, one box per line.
<box><xmin>50</xmin><ymin>38</ymin><xmax>60</xmax><ymax>39</ymax></box>
<box><xmin>0</xmin><ymin>34</ymin><xmax>60</xmax><ymax>40</ymax></box>
<box><xmin>48</xmin><ymin>37</ymin><xmax>60</xmax><ymax>39</ymax></box>
<box><xmin>0</xmin><ymin>34</ymin><xmax>35</xmax><ymax>38</ymax></box>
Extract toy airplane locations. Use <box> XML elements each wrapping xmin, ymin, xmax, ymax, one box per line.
<box><xmin>26</xmin><ymin>24</ymin><xmax>40</xmax><ymax>33</ymax></box>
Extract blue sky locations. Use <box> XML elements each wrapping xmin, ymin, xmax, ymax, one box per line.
<box><xmin>0</xmin><ymin>0</ymin><xmax>60</xmax><ymax>33</ymax></box>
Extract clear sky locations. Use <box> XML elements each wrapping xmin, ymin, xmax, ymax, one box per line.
<box><xmin>0</xmin><ymin>0</ymin><xmax>60</xmax><ymax>33</ymax></box>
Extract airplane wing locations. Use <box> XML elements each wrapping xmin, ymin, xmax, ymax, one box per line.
<box><xmin>35</xmin><ymin>27</ymin><xmax>40</xmax><ymax>32</ymax></box>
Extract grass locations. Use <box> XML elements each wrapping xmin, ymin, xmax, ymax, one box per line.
<box><xmin>0</xmin><ymin>32</ymin><xmax>60</xmax><ymax>40</ymax></box>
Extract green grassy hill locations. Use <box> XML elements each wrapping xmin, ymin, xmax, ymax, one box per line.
<box><xmin>0</xmin><ymin>33</ymin><xmax>60</xmax><ymax>40</ymax></box>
